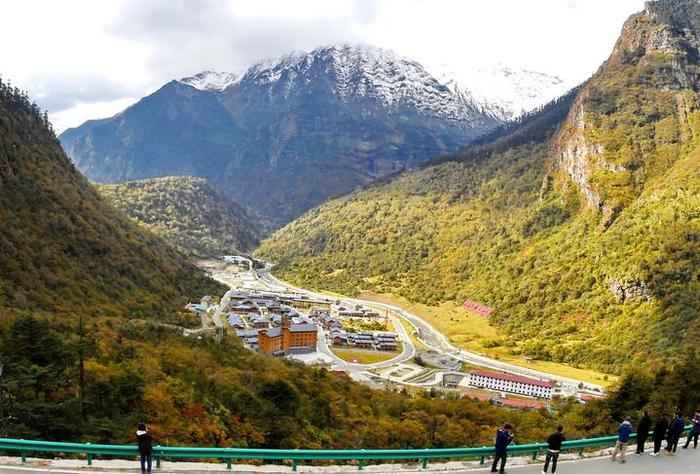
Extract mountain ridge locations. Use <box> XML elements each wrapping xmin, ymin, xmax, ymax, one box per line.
<box><xmin>60</xmin><ymin>44</ymin><xmax>511</xmax><ymax>229</ymax></box>
<box><xmin>97</xmin><ymin>176</ymin><xmax>259</xmax><ymax>257</ymax></box>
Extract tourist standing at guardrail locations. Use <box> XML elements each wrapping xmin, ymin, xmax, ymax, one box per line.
<box><xmin>635</xmin><ymin>410</ymin><xmax>652</xmax><ymax>454</ymax></box>
<box><xmin>611</xmin><ymin>417</ymin><xmax>633</xmax><ymax>463</ymax></box>
<box><xmin>665</xmin><ymin>412</ymin><xmax>684</xmax><ymax>454</ymax></box>
<box><xmin>491</xmin><ymin>423</ymin><xmax>514</xmax><ymax>474</ymax></box>
<box><xmin>136</xmin><ymin>422</ymin><xmax>154</xmax><ymax>474</ymax></box>
<box><xmin>541</xmin><ymin>425</ymin><xmax>565</xmax><ymax>474</ymax></box>
<box><xmin>683</xmin><ymin>411</ymin><xmax>700</xmax><ymax>449</ymax></box>
<box><xmin>649</xmin><ymin>413</ymin><xmax>668</xmax><ymax>456</ymax></box>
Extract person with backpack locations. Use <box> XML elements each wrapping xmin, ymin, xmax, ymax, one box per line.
<box><xmin>611</xmin><ymin>417</ymin><xmax>633</xmax><ymax>463</ymax></box>
<box><xmin>649</xmin><ymin>413</ymin><xmax>668</xmax><ymax>456</ymax></box>
<box><xmin>136</xmin><ymin>422</ymin><xmax>154</xmax><ymax>474</ymax></box>
<box><xmin>636</xmin><ymin>410</ymin><xmax>652</xmax><ymax>454</ymax></box>
<box><xmin>683</xmin><ymin>411</ymin><xmax>700</xmax><ymax>449</ymax></box>
<box><xmin>666</xmin><ymin>412</ymin><xmax>684</xmax><ymax>454</ymax></box>
<box><xmin>541</xmin><ymin>425</ymin><xmax>565</xmax><ymax>474</ymax></box>
<box><xmin>491</xmin><ymin>423</ymin><xmax>514</xmax><ymax>474</ymax></box>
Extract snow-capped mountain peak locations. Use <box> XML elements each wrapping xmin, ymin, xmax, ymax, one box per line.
<box><xmin>430</xmin><ymin>63</ymin><xmax>571</xmax><ymax>122</ymax></box>
<box><xmin>179</xmin><ymin>70</ymin><xmax>239</xmax><ymax>92</ymax></box>
<box><xmin>241</xmin><ymin>44</ymin><xmax>495</xmax><ymax>127</ymax></box>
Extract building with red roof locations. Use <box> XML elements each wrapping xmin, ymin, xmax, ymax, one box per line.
<box><xmin>468</xmin><ymin>369</ymin><xmax>554</xmax><ymax>399</ymax></box>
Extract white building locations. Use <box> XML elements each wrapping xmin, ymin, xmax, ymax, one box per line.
<box><xmin>468</xmin><ymin>370</ymin><xmax>554</xmax><ymax>399</ymax></box>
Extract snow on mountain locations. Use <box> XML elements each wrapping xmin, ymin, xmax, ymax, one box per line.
<box><xmin>241</xmin><ymin>45</ymin><xmax>496</xmax><ymax>127</ymax></box>
<box><xmin>431</xmin><ymin>63</ymin><xmax>572</xmax><ymax>122</ymax></box>
<box><xmin>179</xmin><ymin>70</ymin><xmax>239</xmax><ymax>92</ymax></box>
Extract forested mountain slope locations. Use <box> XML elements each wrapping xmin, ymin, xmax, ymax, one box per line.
<box><xmin>97</xmin><ymin>176</ymin><xmax>259</xmax><ymax>257</ymax></box>
<box><xmin>0</xmin><ymin>80</ymin><xmax>220</xmax><ymax>318</ymax></box>
<box><xmin>257</xmin><ymin>0</ymin><xmax>700</xmax><ymax>372</ymax></box>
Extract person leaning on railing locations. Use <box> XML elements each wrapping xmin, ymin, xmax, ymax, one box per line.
<box><xmin>682</xmin><ymin>411</ymin><xmax>700</xmax><ymax>449</ymax></box>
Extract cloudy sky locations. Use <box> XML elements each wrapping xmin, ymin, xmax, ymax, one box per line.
<box><xmin>1</xmin><ymin>0</ymin><xmax>645</xmax><ymax>132</ymax></box>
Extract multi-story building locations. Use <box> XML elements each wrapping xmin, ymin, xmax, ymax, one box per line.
<box><xmin>258</xmin><ymin>317</ymin><xmax>318</xmax><ymax>355</ymax></box>
<box><xmin>468</xmin><ymin>370</ymin><xmax>554</xmax><ymax>399</ymax></box>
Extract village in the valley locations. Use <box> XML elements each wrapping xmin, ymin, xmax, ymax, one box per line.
<box><xmin>187</xmin><ymin>257</ymin><xmax>604</xmax><ymax>412</ymax></box>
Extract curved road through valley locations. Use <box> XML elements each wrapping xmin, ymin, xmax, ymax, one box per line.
<box><xmin>255</xmin><ymin>267</ymin><xmax>603</xmax><ymax>393</ymax></box>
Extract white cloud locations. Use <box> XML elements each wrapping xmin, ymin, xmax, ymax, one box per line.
<box><xmin>0</xmin><ymin>0</ymin><xmax>645</xmax><ymax>132</ymax></box>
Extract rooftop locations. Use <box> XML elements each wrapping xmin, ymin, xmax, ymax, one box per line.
<box><xmin>469</xmin><ymin>370</ymin><xmax>555</xmax><ymax>388</ymax></box>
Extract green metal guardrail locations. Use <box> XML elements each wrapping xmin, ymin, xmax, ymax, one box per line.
<box><xmin>0</xmin><ymin>426</ymin><xmax>691</xmax><ymax>471</ymax></box>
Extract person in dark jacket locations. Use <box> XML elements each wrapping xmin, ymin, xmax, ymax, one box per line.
<box><xmin>611</xmin><ymin>417</ymin><xmax>633</xmax><ymax>463</ymax></box>
<box><xmin>636</xmin><ymin>410</ymin><xmax>652</xmax><ymax>454</ymax></box>
<box><xmin>649</xmin><ymin>413</ymin><xmax>668</xmax><ymax>456</ymax></box>
<box><xmin>136</xmin><ymin>422</ymin><xmax>154</xmax><ymax>474</ymax></box>
<box><xmin>491</xmin><ymin>423</ymin><xmax>514</xmax><ymax>474</ymax></box>
<box><xmin>666</xmin><ymin>412</ymin><xmax>684</xmax><ymax>454</ymax></box>
<box><xmin>683</xmin><ymin>411</ymin><xmax>700</xmax><ymax>449</ymax></box>
<box><xmin>541</xmin><ymin>425</ymin><xmax>565</xmax><ymax>474</ymax></box>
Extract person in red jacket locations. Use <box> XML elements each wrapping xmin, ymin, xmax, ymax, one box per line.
<box><xmin>136</xmin><ymin>422</ymin><xmax>154</xmax><ymax>474</ymax></box>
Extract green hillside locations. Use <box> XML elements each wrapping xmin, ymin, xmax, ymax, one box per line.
<box><xmin>97</xmin><ymin>176</ymin><xmax>259</xmax><ymax>257</ymax></box>
<box><xmin>0</xmin><ymin>83</ymin><xmax>221</xmax><ymax>319</ymax></box>
<box><xmin>257</xmin><ymin>0</ymin><xmax>700</xmax><ymax>373</ymax></box>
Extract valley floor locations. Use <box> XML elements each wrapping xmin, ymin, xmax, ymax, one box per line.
<box><xmin>355</xmin><ymin>291</ymin><xmax>614</xmax><ymax>388</ymax></box>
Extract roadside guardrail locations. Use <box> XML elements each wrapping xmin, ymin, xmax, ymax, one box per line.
<box><xmin>0</xmin><ymin>426</ymin><xmax>691</xmax><ymax>471</ymax></box>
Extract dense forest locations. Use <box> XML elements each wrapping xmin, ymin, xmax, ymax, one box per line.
<box><xmin>98</xmin><ymin>176</ymin><xmax>259</xmax><ymax>257</ymax></box>
<box><xmin>257</xmin><ymin>0</ymin><xmax>700</xmax><ymax>373</ymax></box>
<box><xmin>3</xmin><ymin>309</ymin><xmax>700</xmax><ymax>449</ymax></box>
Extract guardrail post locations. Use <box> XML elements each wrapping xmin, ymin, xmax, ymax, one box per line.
<box><xmin>479</xmin><ymin>455</ymin><xmax>485</xmax><ymax>465</ymax></box>
<box><xmin>156</xmin><ymin>445</ymin><xmax>162</xmax><ymax>468</ymax></box>
<box><xmin>292</xmin><ymin>459</ymin><xmax>298</xmax><ymax>471</ymax></box>
<box><xmin>20</xmin><ymin>451</ymin><xmax>26</xmax><ymax>463</ymax></box>
<box><xmin>531</xmin><ymin>449</ymin><xmax>537</xmax><ymax>460</ymax></box>
<box><xmin>86</xmin><ymin>442</ymin><xmax>92</xmax><ymax>465</ymax></box>
<box><xmin>421</xmin><ymin>458</ymin><xmax>428</xmax><ymax>469</ymax></box>
<box><xmin>578</xmin><ymin>447</ymin><xmax>584</xmax><ymax>457</ymax></box>
<box><xmin>226</xmin><ymin>458</ymin><xmax>232</xmax><ymax>470</ymax></box>
<box><xmin>358</xmin><ymin>449</ymin><xmax>366</xmax><ymax>471</ymax></box>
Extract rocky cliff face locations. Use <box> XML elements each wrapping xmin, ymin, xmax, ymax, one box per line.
<box><xmin>554</xmin><ymin>0</ymin><xmax>700</xmax><ymax>225</ymax></box>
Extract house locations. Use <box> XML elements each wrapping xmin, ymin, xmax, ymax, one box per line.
<box><xmin>468</xmin><ymin>370</ymin><xmax>555</xmax><ymax>399</ymax></box>
<box><xmin>377</xmin><ymin>340</ymin><xmax>398</xmax><ymax>351</ymax></box>
<box><xmin>249</xmin><ymin>314</ymin><xmax>270</xmax><ymax>328</ymax></box>
<box><xmin>234</xmin><ymin>329</ymin><xmax>259</xmax><ymax>346</ymax></box>
<box><xmin>353</xmin><ymin>334</ymin><xmax>374</xmax><ymax>349</ymax></box>
<box><xmin>200</xmin><ymin>295</ymin><xmax>212</xmax><ymax>306</ymax></box>
<box><xmin>330</xmin><ymin>304</ymin><xmax>366</xmax><ymax>318</ymax></box>
<box><xmin>185</xmin><ymin>303</ymin><xmax>208</xmax><ymax>313</ymax></box>
<box><xmin>258</xmin><ymin>316</ymin><xmax>318</xmax><ymax>355</ymax></box>
<box><xmin>331</xmin><ymin>330</ymin><xmax>349</xmax><ymax>346</ymax></box>
<box><xmin>228</xmin><ymin>299</ymin><xmax>261</xmax><ymax>315</ymax></box>
<box><xmin>227</xmin><ymin>313</ymin><xmax>246</xmax><ymax>329</ymax></box>
<box><xmin>490</xmin><ymin>398</ymin><xmax>546</xmax><ymax>410</ymax></box>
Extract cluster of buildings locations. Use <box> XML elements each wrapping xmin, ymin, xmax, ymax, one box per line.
<box><xmin>467</xmin><ymin>369</ymin><xmax>554</xmax><ymax>399</ymax></box>
<box><xmin>330</xmin><ymin>330</ymin><xmax>399</xmax><ymax>351</ymax></box>
<box><xmin>188</xmin><ymin>290</ymin><xmax>320</xmax><ymax>356</ymax></box>
<box><xmin>330</xmin><ymin>303</ymin><xmax>381</xmax><ymax>319</ymax></box>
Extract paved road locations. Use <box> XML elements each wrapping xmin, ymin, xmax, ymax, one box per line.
<box><xmin>255</xmin><ymin>267</ymin><xmax>602</xmax><ymax>394</ymax></box>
